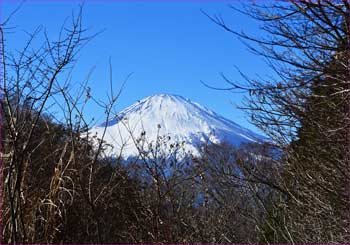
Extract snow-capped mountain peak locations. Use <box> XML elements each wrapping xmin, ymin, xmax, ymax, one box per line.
<box><xmin>90</xmin><ymin>93</ymin><xmax>263</xmax><ymax>157</ymax></box>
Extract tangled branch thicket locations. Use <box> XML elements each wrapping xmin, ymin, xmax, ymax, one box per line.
<box><xmin>1</xmin><ymin>1</ymin><xmax>349</xmax><ymax>244</ymax></box>
<box><xmin>204</xmin><ymin>0</ymin><xmax>350</xmax><ymax>243</ymax></box>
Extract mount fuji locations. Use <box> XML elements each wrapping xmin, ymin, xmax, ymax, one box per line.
<box><xmin>89</xmin><ymin>93</ymin><xmax>264</xmax><ymax>158</ymax></box>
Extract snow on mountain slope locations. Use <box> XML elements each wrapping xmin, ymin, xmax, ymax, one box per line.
<box><xmin>89</xmin><ymin>93</ymin><xmax>264</xmax><ymax>158</ymax></box>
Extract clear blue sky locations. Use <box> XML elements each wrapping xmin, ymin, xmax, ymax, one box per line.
<box><xmin>1</xmin><ymin>0</ymin><xmax>273</xmax><ymax>134</ymax></box>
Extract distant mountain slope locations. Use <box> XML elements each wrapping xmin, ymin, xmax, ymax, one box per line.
<box><xmin>89</xmin><ymin>93</ymin><xmax>264</xmax><ymax>157</ymax></box>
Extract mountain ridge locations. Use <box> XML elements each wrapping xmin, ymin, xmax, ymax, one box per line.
<box><xmin>90</xmin><ymin>93</ymin><xmax>264</xmax><ymax>157</ymax></box>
